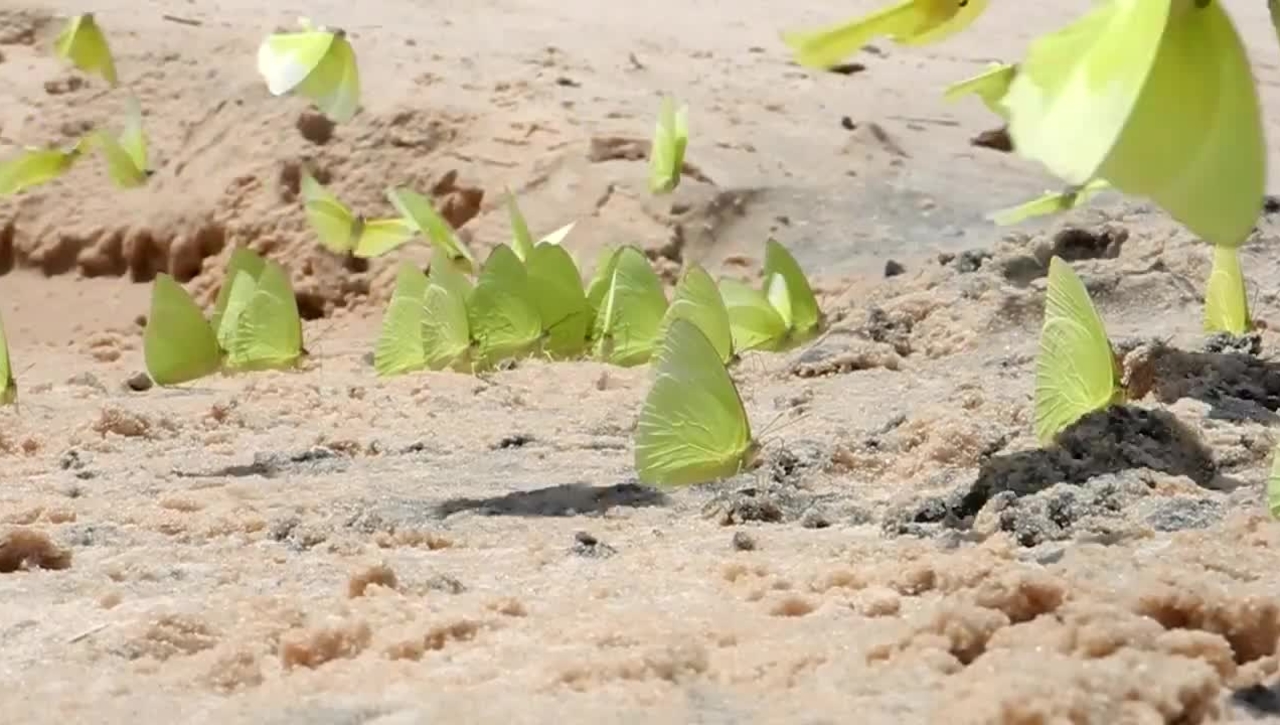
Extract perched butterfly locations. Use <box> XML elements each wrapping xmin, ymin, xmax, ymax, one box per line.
<box><xmin>421</xmin><ymin>262</ymin><xmax>474</xmax><ymax>371</ymax></box>
<box><xmin>224</xmin><ymin>259</ymin><xmax>305</xmax><ymax>372</ymax></box>
<box><xmin>299</xmin><ymin>172</ymin><xmax>414</xmax><ymax>258</ymax></box>
<box><xmin>54</xmin><ymin>13</ymin><xmax>118</xmax><ymax>86</ymax></box>
<box><xmin>585</xmin><ymin>246</ymin><xmax>622</xmax><ymax>331</ymax></box>
<box><xmin>634</xmin><ymin>318</ymin><xmax>760</xmax><ymax>486</ymax></box>
<box><xmin>1003</xmin><ymin>0</ymin><xmax>1263</xmax><ymax>248</ymax></box>
<box><xmin>373</xmin><ymin>263</ymin><xmax>431</xmax><ymax>377</ymax></box>
<box><xmin>466</xmin><ymin>245</ymin><xmax>542</xmax><ymax>369</ymax></box>
<box><xmin>144</xmin><ymin>274</ymin><xmax>223</xmax><ymax>386</ymax></box>
<box><xmin>1203</xmin><ymin>244</ymin><xmax>1252</xmax><ymax>336</ymax></box>
<box><xmin>505</xmin><ymin>190</ymin><xmax>576</xmax><ymax>263</ymax></box>
<box><xmin>720</xmin><ymin>239</ymin><xmax>821</xmax><ymax>353</ymax></box>
<box><xmin>387</xmin><ymin>187</ymin><xmax>477</xmax><ymax>275</ymax></box>
<box><xmin>989</xmin><ymin>179</ymin><xmax>1112</xmax><ymax>226</ymax></box>
<box><xmin>592</xmin><ymin>246</ymin><xmax>668</xmax><ymax>367</ymax></box>
<box><xmin>1267</xmin><ymin>442</ymin><xmax>1280</xmax><ymax>520</ymax></box>
<box><xmin>85</xmin><ymin>97</ymin><xmax>152</xmax><ymax>189</ymax></box>
<box><xmin>944</xmin><ymin>62</ymin><xmax>1017</xmax><ymax>119</ymax></box>
<box><xmin>0</xmin><ymin>310</ymin><xmax>17</xmax><ymax>406</ymax></box>
<box><xmin>0</xmin><ymin>143</ymin><xmax>87</xmax><ymax>195</ymax></box>
<box><xmin>211</xmin><ymin>247</ymin><xmax>268</xmax><ymax>351</ymax></box>
<box><xmin>257</xmin><ymin>17</ymin><xmax>360</xmax><ymax>123</ymax></box>
<box><xmin>1034</xmin><ymin>256</ymin><xmax>1126</xmax><ymax>444</ymax></box>
<box><xmin>659</xmin><ymin>264</ymin><xmax>735</xmax><ymax>365</ymax></box>
<box><xmin>526</xmin><ymin>243</ymin><xmax>589</xmax><ymax>359</ymax></box>
<box><xmin>783</xmin><ymin>0</ymin><xmax>990</xmax><ymax>69</ymax></box>
<box><xmin>649</xmin><ymin>97</ymin><xmax>688</xmax><ymax>195</ymax></box>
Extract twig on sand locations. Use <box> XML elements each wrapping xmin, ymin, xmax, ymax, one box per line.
<box><xmin>161</xmin><ymin>14</ymin><xmax>204</xmax><ymax>27</ymax></box>
<box><xmin>67</xmin><ymin>622</ymin><xmax>110</xmax><ymax>644</ymax></box>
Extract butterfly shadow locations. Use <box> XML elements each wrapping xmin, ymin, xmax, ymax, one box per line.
<box><xmin>1132</xmin><ymin>336</ymin><xmax>1280</xmax><ymax>425</ymax></box>
<box><xmin>906</xmin><ymin>405</ymin><xmax>1234</xmax><ymax>538</ymax></box>
<box><xmin>433</xmin><ymin>480</ymin><xmax>668</xmax><ymax>518</ymax></box>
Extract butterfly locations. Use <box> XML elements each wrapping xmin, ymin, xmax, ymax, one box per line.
<box><xmin>386</xmin><ymin>186</ymin><xmax>477</xmax><ymax>275</ymax></box>
<box><xmin>720</xmin><ymin>239</ymin><xmax>821</xmax><ymax>353</ymax></box>
<box><xmin>300</xmin><ymin>172</ymin><xmax>414</xmax><ymax>258</ymax></box>
<box><xmin>421</xmin><ymin>261</ymin><xmax>474</xmax><ymax>371</ymax></box>
<box><xmin>257</xmin><ymin>17</ymin><xmax>360</xmax><ymax>123</ymax></box>
<box><xmin>0</xmin><ymin>309</ymin><xmax>17</xmax><ymax>406</ymax></box>
<box><xmin>1034</xmin><ymin>256</ymin><xmax>1126</xmax><ymax>444</ymax></box>
<box><xmin>53</xmin><ymin>13</ymin><xmax>117</xmax><ymax>86</ymax></box>
<box><xmin>944</xmin><ymin>62</ymin><xmax>1017</xmax><ymax>119</ymax></box>
<box><xmin>634</xmin><ymin>318</ymin><xmax>760</xmax><ymax>486</ymax></box>
<box><xmin>466</xmin><ymin>245</ymin><xmax>542</xmax><ymax>370</ymax></box>
<box><xmin>649</xmin><ymin>97</ymin><xmax>688</xmax><ymax>195</ymax></box>
<box><xmin>1267</xmin><ymin>442</ymin><xmax>1280</xmax><ymax>520</ymax></box>
<box><xmin>505</xmin><ymin>190</ymin><xmax>576</xmax><ymax>263</ymax></box>
<box><xmin>659</xmin><ymin>264</ymin><xmax>735</xmax><ymax>365</ymax></box>
<box><xmin>373</xmin><ymin>263</ymin><xmax>431</xmax><ymax>378</ymax></box>
<box><xmin>526</xmin><ymin>243</ymin><xmax>590</xmax><ymax>359</ymax></box>
<box><xmin>592</xmin><ymin>246</ymin><xmax>668</xmax><ymax>367</ymax></box>
<box><xmin>1203</xmin><ymin>244</ymin><xmax>1252</xmax><ymax>336</ymax></box>
<box><xmin>144</xmin><ymin>273</ymin><xmax>223</xmax><ymax>386</ymax></box>
<box><xmin>1003</xmin><ymin>0</ymin><xmax>1263</xmax><ymax>248</ymax></box>
<box><xmin>0</xmin><ymin>143</ymin><xmax>87</xmax><ymax>196</ymax></box>
<box><xmin>783</xmin><ymin>0</ymin><xmax>990</xmax><ymax>70</ymax></box>
<box><xmin>85</xmin><ymin>97</ymin><xmax>152</xmax><ymax>189</ymax></box>
<box><xmin>989</xmin><ymin>179</ymin><xmax>1112</xmax><ymax>226</ymax></box>
<box><xmin>222</xmin><ymin>258</ymin><xmax>305</xmax><ymax>372</ymax></box>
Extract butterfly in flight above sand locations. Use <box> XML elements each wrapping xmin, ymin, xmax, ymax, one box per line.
<box><xmin>54</xmin><ymin>13</ymin><xmax>118</xmax><ymax>86</ymax></box>
<box><xmin>783</xmin><ymin>0</ymin><xmax>990</xmax><ymax>69</ymax></box>
<box><xmin>257</xmin><ymin>17</ymin><xmax>361</xmax><ymax>123</ymax></box>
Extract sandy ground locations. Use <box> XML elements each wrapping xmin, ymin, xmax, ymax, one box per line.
<box><xmin>4</xmin><ymin>0</ymin><xmax>1280</xmax><ymax>722</ymax></box>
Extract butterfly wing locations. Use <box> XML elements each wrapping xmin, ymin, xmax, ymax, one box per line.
<box><xmin>648</xmin><ymin>97</ymin><xmax>686</xmax><ymax>194</ymax></box>
<box><xmin>527</xmin><ymin>243</ymin><xmax>589</xmax><ymax>359</ymax></box>
<box><xmin>118</xmin><ymin>97</ymin><xmax>149</xmax><ymax>174</ymax></box>
<box><xmin>0</xmin><ymin>148</ymin><xmax>78</xmax><ymax>195</ymax></box>
<box><xmin>227</xmin><ymin>261</ymin><xmax>303</xmax><ymax>371</ymax></box>
<box><xmin>989</xmin><ymin>179</ymin><xmax>1112</xmax><ymax>226</ymax></box>
<box><xmin>1096</xmin><ymin>1</ymin><xmax>1264</xmax><ymax>248</ymax></box>
<box><xmin>256</xmin><ymin>30</ymin><xmax>335</xmax><ymax>96</ymax></box>
<box><xmin>300</xmin><ymin>172</ymin><xmax>357</xmax><ymax>254</ymax></box>
<box><xmin>1003</xmin><ymin>0</ymin><xmax>1169</xmax><ymax>187</ymax></box>
<box><xmin>0</xmin><ymin>310</ymin><xmax>15</xmax><ymax>405</ymax></box>
<box><xmin>293</xmin><ymin>32</ymin><xmax>361</xmax><ymax>123</ymax></box>
<box><xmin>54</xmin><ymin>14</ymin><xmax>118</xmax><ymax>86</ymax></box>
<box><xmin>1034</xmin><ymin>256</ymin><xmax>1123</xmax><ymax>444</ymax></box>
<box><xmin>593</xmin><ymin>246</ymin><xmax>668</xmax><ymax>366</ymax></box>
<box><xmin>466</xmin><ymin>245</ymin><xmax>542</xmax><ymax>368</ymax></box>
<box><xmin>374</xmin><ymin>263</ymin><xmax>430</xmax><ymax>377</ymax></box>
<box><xmin>763</xmin><ymin>239</ymin><xmax>821</xmax><ymax>337</ymax></box>
<box><xmin>1268</xmin><ymin>443</ymin><xmax>1280</xmax><ymax>520</ymax></box>
<box><xmin>506</xmin><ymin>190</ymin><xmax>536</xmax><ymax>262</ymax></box>
<box><xmin>634</xmin><ymin>318</ymin><xmax>754</xmax><ymax>486</ymax></box>
<box><xmin>585</xmin><ymin>246</ymin><xmax>621</xmax><ymax>331</ymax></box>
<box><xmin>661</xmin><ymin>264</ymin><xmax>734</xmax><ymax>364</ymax></box>
<box><xmin>538</xmin><ymin>221</ymin><xmax>577</xmax><ymax>247</ymax></box>
<box><xmin>422</xmin><ymin>283</ymin><xmax>472</xmax><ymax>371</ymax></box>
<box><xmin>901</xmin><ymin>0</ymin><xmax>990</xmax><ymax>46</ymax></box>
<box><xmin>144</xmin><ymin>274</ymin><xmax>222</xmax><ymax>385</ymax></box>
<box><xmin>944</xmin><ymin>62</ymin><xmax>1017</xmax><ymax>119</ymax></box>
<box><xmin>429</xmin><ymin>255</ymin><xmax>474</xmax><ymax>300</ymax></box>
<box><xmin>387</xmin><ymin>187</ymin><xmax>476</xmax><ymax>273</ymax></box>
<box><xmin>719</xmin><ymin>278</ymin><xmax>788</xmax><ymax>353</ymax></box>
<box><xmin>211</xmin><ymin>247</ymin><xmax>267</xmax><ymax>345</ymax></box>
<box><xmin>86</xmin><ymin>130</ymin><xmax>147</xmax><ymax>188</ymax></box>
<box><xmin>1203</xmin><ymin>245</ymin><xmax>1251</xmax><ymax>335</ymax></box>
<box><xmin>354</xmin><ymin>218</ymin><xmax>415</xmax><ymax>258</ymax></box>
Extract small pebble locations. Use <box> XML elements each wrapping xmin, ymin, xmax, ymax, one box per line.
<box><xmin>124</xmin><ymin>371</ymin><xmax>153</xmax><ymax>392</ymax></box>
<box><xmin>731</xmin><ymin>531</ymin><xmax>757</xmax><ymax>551</ymax></box>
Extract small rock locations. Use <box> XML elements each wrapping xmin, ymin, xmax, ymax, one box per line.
<box><xmin>124</xmin><ymin>371</ymin><xmax>153</xmax><ymax>392</ymax></box>
<box><xmin>495</xmin><ymin>434</ymin><xmax>534</xmax><ymax>450</ymax></box>
<box><xmin>800</xmin><ymin>507</ymin><xmax>831</xmax><ymax>529</ymax></box>
<box><xmin>883</xmin><ymin>260</ymin><xmax>905</xmax><ymax>277</ymax></box>
<box><xmin>572</xmin><ymin>530</ymin><xmax>617</xmax><ymax>558</ymax></box>
<box><xmin>731</xmin><ymin>531</ymin><xmax>757</xmax><ymax>551</ymax></box>
<box><xmin>423</xmin><ymin>573</ymin><xmax>467</xmax><ymax>594</ymax></box>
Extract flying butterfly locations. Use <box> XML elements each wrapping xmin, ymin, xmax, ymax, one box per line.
<box><xmin>0</xmin><ymin>142</ymin><xmax>87</xmax><ymax>196</ymax></box>
<box><xmin>257</xmin><ymin>17</ymin><xmax>361</xmax><ymax>123</ymax></box>
<box><xmin>649</xmin><ymin>97</ymin><xmax>688</xmax><ymax>195</ymax></box>
<box><xmin>54</xmin><ymin>13</ymin><xmax>118</xmax><ymax>86</ymax></box>
<box><xmin>944</xmin><ymin>61</ymin><xmax>1017</xmax><ymax>119</ymax></box>
<box><xmin>85</xmin><ymin>97</ymin><xmax>152</xmax><ymax>189</ymax></box>
<box><xmin>1034</xmin><ymin>256</ymin><xmax>1126</xmax><ymax>445</ymax></box>
<box><xmin>989</xmin><ymin>179</ymin><xmax>1112</xmax><ymax>226</ymax></box>
<box><xmin>783</xmin><ymin>0</ymin><xmax>991</xmax><ymax>70</ymax></box>
<box><xmin>299</xmin><ymin>172</ymin><xmax>414</xmax><ymax>258</ymax></box>
<box><xmin>634</xmin><ymin>319</ymin><xmax>760</xmax><ymax>486</ymax></box>
<box><xmin>387</xmin><ymin>186</ymin><xmax>477</xmax><ymax>274</ymax></box>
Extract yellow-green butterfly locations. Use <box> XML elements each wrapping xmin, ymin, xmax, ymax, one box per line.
<box><xmin>782</xmin><ymin>0</ymin><xmax>990</xmax><ymax>69</ymax></box>
<box><xmin>0</xmin><ymin>310</ymin><xmax>16</xmax><ymax>406</ymax></box>
<box><xmin>144</xmin><ymin>273</ymin><xmax>223</xmax><ymax>386</ymax></box>
<box><xmin>1034</xmin><ymin>256</ymin><xmax>1126</xmax><ymax>445</ymax></box>
<box><xmin>299</xmin><ymin>172</ymin><xmax>414</xmax><ymax>258</ymax></box>
<box><xmin>54</xmin><ymin>13</ymin><xmax>117</xmax><ymax>86</ymax></box>
<box><xmin>225</xmin><ymin>260</ymin><xmax>305</xmax><ymax>372</ymax></box>
<box><xmin>1203</xmin><ymin>244</ymin><xmax>1252</xmax><ymax>336</ymax></box>
<box><xmin>422</xmin><ymin>262</ymin><xmax>474</xmax><ymax>371</ymax></box>
<box><xmin>720</xmin><ymin>239</ymin><xmax>821</xmax><ymax>353</ymax></box>
<box><xmin>593</xmin><ymin>246</ymin><xmax>669</xmax><ymax>367</ymax></box>
<box><xmin>1003</xmin><ymin>0</ymin><xmax>1263</xmax><ymax>248</ymax></box>
<box><xmin>211</xmin><ymin>247</ymin><xmax>268</xmax><ymax>352</ymax></box>
<box><xmin>1267</xmin><ymin>442</ymin><xmax>1280</xmax><ymax>520</ymax></box>
<box><xmin>944</xmin><ymin>62</ymin><xmax>1017</xmax><ymax>119</ymax></box>
<box><xmin>387</xmin><ymin>187</ymin><xmax>477</xmax><ymax>275</ymax></box>
<box><xmin>659</xmin><ymin>264</ymin><xmax>734</xmax><ymax>365</ymax></box>
<box><xmin>526</xmin><ymin>243</ymin><xmax>589</xmax><ymax>359</ymax></box>
<box><xmin>505</xmin><ymin>190</ymin><xmax>577</xmax><ymax>263</ymax></box>
<box><xmin>467</xmin><ymin>245</ymin><xmax>542</xmax><ymax>369</ymax></box>
<box><xmin>634</xmin><ymin>318</ymin><xmax>760</xmax><ymax>486</ymax></box>
<box><xmin>85</xmin><ymin>97</ymin><xmax>152</xmax><ymax>189</ymax></box>
<box><xmin>990</xmin><ymin>179</ymin><xmax>1112</xmax><ymax>226</ymax></box>
<box><xmin>649</xmin><ymin>97</ymin><xmax>688</xmax><ymax>195</ymax></box>
<box><xmin>0</xmin><ymin>143</ymin><xmax>86</xmax><ymax>195</ymax></box>
<box><xmin>374</xmin><ymin>263</ymin><xmax>431</xmax><ymax>377</ymax></box>
<box><xmin>257</xmin><ymin>18</ymin><xmax>360</xmax><ymax>123</ymax></box>
<box><xmin>585</xmin><ymin>246</ymin><xmax>622</xmax><ymax>332</ymax></box>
